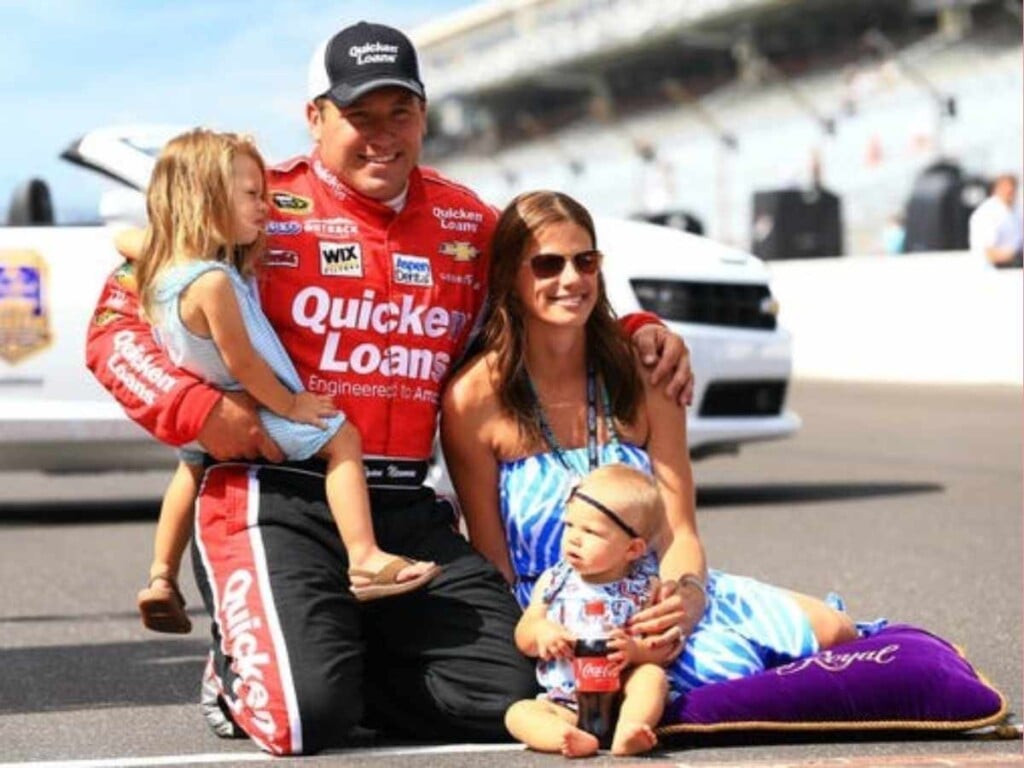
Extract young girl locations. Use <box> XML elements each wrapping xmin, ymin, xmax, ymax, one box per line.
<box><xmin>133</xmin><ymin>128</ymin><xmax>439</xmax><ymax>633</ymax></box>
<box><xmin>506</xmin><ymin>464</ymin><xmax>668</xmax><ymax>758</ymax></box>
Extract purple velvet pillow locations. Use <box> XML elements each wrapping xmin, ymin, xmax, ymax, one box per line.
<box><xmin>660</xmin><ymin>624</ymin><xmax>1008</xmax><ymax>735</ymax></box>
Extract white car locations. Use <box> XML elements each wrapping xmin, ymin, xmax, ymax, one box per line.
<box><xmin>0</xmin><ymin>125</ymin><xmax>799</xmax><ymax>473</ymax></box>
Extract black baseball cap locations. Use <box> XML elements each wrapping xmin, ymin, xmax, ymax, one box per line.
<box><xmin>307</xmin><ymin>21</ymin><xmax>426</xmax><ymax>107</ymax></box>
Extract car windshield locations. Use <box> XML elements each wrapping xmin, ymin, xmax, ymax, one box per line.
<box><xmin>122</xmin><ymin>137</ymin><xmax>164</xmax><ymax>158</ymax></box>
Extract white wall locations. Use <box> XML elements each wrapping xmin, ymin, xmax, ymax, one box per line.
<box><xmin>768</xmin><ymin>252</ymin><xmax>1022</xmax><ymax>385</ymax></box>
<box><xmin>436</xmin><ymin>36</ymin><xmax>1023</xmax><ymax>258</ymax></box>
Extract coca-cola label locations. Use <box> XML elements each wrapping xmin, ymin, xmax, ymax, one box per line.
<box><xmin>573</xmin><ymin>656</ymin><xmax>620</xmax><ymax>693</ymax></box>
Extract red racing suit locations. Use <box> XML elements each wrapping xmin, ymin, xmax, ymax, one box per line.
<box><xmin>86</xmin><ymin>154</ymin><xmax>492</xmax><ymax>464</ymax></box>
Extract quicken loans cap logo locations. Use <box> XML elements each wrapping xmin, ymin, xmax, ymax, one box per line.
<box><xmin>350</xmin><ymin>42</ymin><xmax>399</xmax><ymax>66</ymax></box>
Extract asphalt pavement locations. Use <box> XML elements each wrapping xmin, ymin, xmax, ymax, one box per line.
<box><xmin>0</xmin><ymin>379</ymin><xmax>1020</xmax><ymax>767</ymax></box>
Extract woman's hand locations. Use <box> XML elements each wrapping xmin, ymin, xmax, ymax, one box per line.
<box><xmin>626</xmin><ymin>633</ymin><xmax>683</xmax><ymax>667</ymax></box>
<box><xmin>625</xmin><ymin>579</ymin><xmax>704</xmax><ymax>663</ymax></box>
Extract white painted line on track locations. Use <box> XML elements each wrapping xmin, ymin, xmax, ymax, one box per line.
<box><xmin>0</xmin><ymin>755</ymin><xmax>271</xmax><ymax>768</ymax></box>
<box><xmin>331</xmin><ymin>743</ymin><xmax>526</xmax><ymax>757</ymax></box>
<box><xmin>0</xmin><ymin>742</ymin><xmax>527</xmax><ymax>768</ymax></box>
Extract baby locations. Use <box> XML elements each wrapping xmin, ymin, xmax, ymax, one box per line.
<box><xmin>505</xmin><ymin>463</ymin><xmax>668</xmax><ymax>757</ymax></box>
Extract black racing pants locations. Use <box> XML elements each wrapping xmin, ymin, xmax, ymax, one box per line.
<box><xmin>191</xmin><ymin>462</ymin><xmax>537</xmax><ymax>755</ymax></box>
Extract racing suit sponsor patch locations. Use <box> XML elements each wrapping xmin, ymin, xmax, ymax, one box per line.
<box><xmin>439</xmin><ymin>272</ymin><xmax>475</xmax><ymax>286</ymax></box>
<box><xmin>105</xmin><ymin>263</ymin><xmax>138</xmax><ymax>311</ymax></box>
<box><xmin>393</xmin><ymin>253</ymin><xmax>432</xmax><ymax>287</ymax></box>
<box><xmin>270</xmin><ymin>191</ymin><xmax>313</xmax><ymax>215</ymax></box>
<box><xmin>432</xmin><ymin>206</ymin><xmax>483</xmax><ymax>233</ymax></box>
<box><xmin>264</xmin><ymin>250</ymin><xmax>299</xmax><ymax>268</ymax></box>
<box><xmin>439</xmin><ymin>241</ymin><xmax>480</xmax><ymax>262</ymax></box>
<box><xmin>319</xmin><ymin>241</ymin><xmax>363</xmax><ymax>277</ymax></box>
<box><xmin>304</xmin><ymin>217</ymin><xmax>359</xmax><ymax>237</ymax></box>
<box><xmin>91</xmin><ymin>307</ymin><xmax>121</xmax><ymax>327</ymax></box>
<box><xmin>0</xmin><ymin>249</ymin><xmax>52</xmax><ymax>364</ymax></box>
<box><xmin>112</xmin><ymin>262</ymin><xmax>138</xmax><ymax>291</ymax></box>
<box><xmin>267</xmin><ymin>221</ymin><xmax>301</xmax><ymax>236</ymax></box>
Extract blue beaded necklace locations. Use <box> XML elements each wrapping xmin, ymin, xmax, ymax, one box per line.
<box><xmin>527</xmin><ymin>364</ymin><xmax>619</xmax><ymax>476</ymax></box>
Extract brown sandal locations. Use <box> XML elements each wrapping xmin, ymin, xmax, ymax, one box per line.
<box><xmin>137</xmin><ymin>572</ymin><xmax>192</xmax><ymax>634</ymax></box>
<box><xmin>349</xmin><ymin>557</ymin><xmax>442</xmax><ymax>602</ymax></box>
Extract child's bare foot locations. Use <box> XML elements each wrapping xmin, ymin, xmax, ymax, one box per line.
<box><xmin>560</xmin><ymin>727</ymin><xmax>599</xmax><ymax>758</ymax></box>
<box><xmin>348</xmin><ymin>551</ymin><xmax>441</xmax><ymax>602</ymax></box>
<box><xmin>611</xmin><ymin>721</ymin><xmax>657</xmax><ymax>756</ymax></box>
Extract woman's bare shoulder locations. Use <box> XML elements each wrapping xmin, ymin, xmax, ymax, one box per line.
<box><xmin>632</xmin><ymin>355</ymin><xmax>685</xmax><ymax>447</ymax></box>
<box><xmin>443</xmin><ymin>350</ymin><xmax>500</xmax><ymax>414</ymax></box>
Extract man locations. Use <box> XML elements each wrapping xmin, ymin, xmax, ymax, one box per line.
<box><xmin>968</xmin><ymin>173</ymin><xmax>1023</xmax><ymax>268</ymax></box>
<box><xmin>86</xmin><ymin>21</ymin><xmax>692</xmax><ymax>755</ymax></box>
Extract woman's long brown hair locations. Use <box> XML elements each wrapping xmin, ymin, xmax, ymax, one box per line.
<box><xmin>483</xmin><ymin>190</ymin><xmax>641</xmax><ymax>448</ymax></box>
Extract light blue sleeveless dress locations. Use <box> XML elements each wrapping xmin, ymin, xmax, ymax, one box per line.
<box><xmin>151</xmin><ymin>260</ymin><xmax>343</xmax><ymax>463</ymax></box>
<box><xmin>499</xmin><ymin>444</ymin><xmax>861</xmax><ymax>702</ymax></box>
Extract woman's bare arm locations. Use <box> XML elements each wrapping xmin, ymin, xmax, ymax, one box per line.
<box><xmin>440</xmin><ymin>361</ymin><xmax>515</xmax><ymax>583</ymax></box>
<box><xmin>625</xmin><ymin>353</ymin><xmax>707</xmax><ymax>644</ymax></box>
<box><xmin>643</xmin><ymin>362</ymin><xmax>706</xmax><ymax>585</ymax></box>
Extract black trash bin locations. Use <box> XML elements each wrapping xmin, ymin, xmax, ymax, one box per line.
<box><xmin>750</xmin><ymin>186</ymin><xmax>843</xmax><ymax>260</ymax></box>
<box><xmin>903</xmin><ymin>161</ymin><xmax>985</xmax><ymax>252</ymax></box>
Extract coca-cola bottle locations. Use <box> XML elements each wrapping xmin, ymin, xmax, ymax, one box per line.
<box><xmin>572</xmin><ymin>599</ymin><xmax>619</xmax><ymax>747</ymax></box>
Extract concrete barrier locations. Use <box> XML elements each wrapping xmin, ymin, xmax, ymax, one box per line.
<box><xmin>768</xmin><ymin>252</ymin><xmax>1023</xmax><ymax>385</ymax></box>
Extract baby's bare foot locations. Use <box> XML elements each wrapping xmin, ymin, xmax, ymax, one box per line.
<box><xmin>611</xmin><ymin>721</ymin><xmax>657</xmax><ymax>756</ymax></box>
<box><xmin>560</xmin><ymin>727</ymin><xmax>599</xmax><ymax>758</ymax></box>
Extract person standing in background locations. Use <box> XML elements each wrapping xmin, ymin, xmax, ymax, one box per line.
<box><xmin>969</xmin><ymin>173</ymin><xmax>1022</xmax><ymax>268</ymax></box>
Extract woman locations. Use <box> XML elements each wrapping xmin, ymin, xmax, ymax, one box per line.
<box><xmin>441</xmin><ymin>190</ymin><xmax>862</xmax><ymax>700</ymax></box>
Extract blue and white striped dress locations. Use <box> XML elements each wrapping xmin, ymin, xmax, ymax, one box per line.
<box><xmin>151</xmin><ymin>260</ymin><xmax>344</xmax><ymax>463</ymax></box>
<box><xmin>499</xmin><ymin>444</ymin><xmax>826</xmax><ymax>702</ymax></box>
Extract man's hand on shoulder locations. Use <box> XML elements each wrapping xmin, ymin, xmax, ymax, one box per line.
<box><xmin>632</xmin><ymin>324</ymin><xmax>694</xmax><ymax>407</ymax></box>
<box><xmin>198</xmin><ymin>392</ymin><xmax>284</xmax><ymax>462</ymax></box>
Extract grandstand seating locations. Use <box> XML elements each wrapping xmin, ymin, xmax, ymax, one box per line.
<box><xmin>428</xmin><ymin>18</ymin><xmax>1022</xmax><ymax>256</ymax></box>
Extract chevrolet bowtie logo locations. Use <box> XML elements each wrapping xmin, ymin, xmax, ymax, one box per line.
<box><xmin>439</xmin><ymin>241</ymin><xmax>479</xmax><ymax>262</ymax></box>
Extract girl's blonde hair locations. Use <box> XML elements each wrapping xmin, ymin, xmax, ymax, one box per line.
<box><xmin>135</xmin><ymin>128</ymin><xmax>267</xmax><ymax>319</ymax></box>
